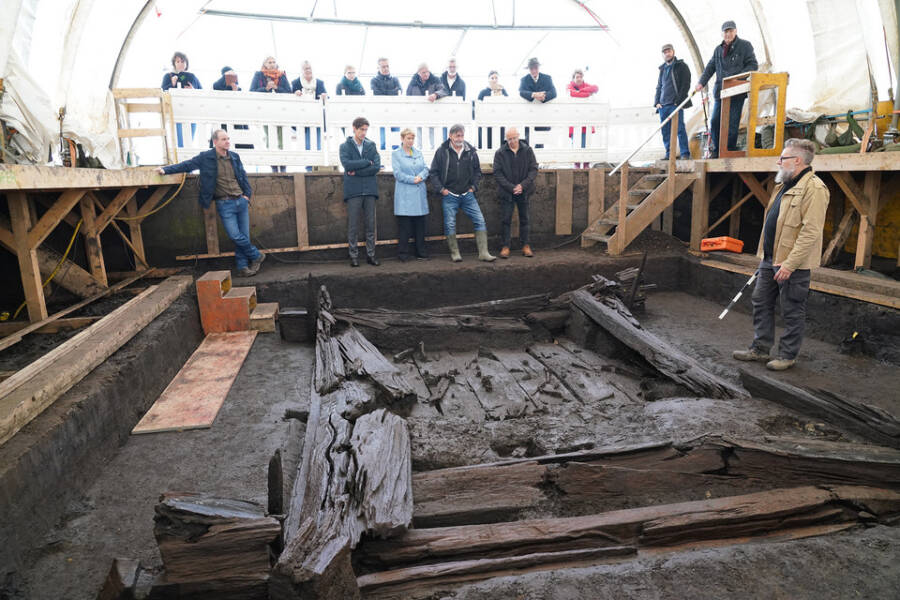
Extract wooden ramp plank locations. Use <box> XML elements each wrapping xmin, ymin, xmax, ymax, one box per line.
<box><xmin>132</xmin><ymin>331</ymin><xmax>257</xmax><ymax>434</ymax></box>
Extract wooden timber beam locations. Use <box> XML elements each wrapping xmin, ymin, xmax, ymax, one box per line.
<box><xmin>92</xmin><ymin>187</ymin><xmax>140</xmax><ymax>234</ymax></box>
<box><xmin>8</xmin><ymin>191</ymin><xmax>47</xmax><ymax>322</ymax></box>
<box><xmin>738</xmin><ymin>172</ymin><xmax>771</xmax><ymax>206</ymax></box>
<box><xmin>854</xmin><ymin>172</ymin><xmax>881</xmax><ymax>269</ymax></box>
<box><xmin>79</xmin><ymin>194</ymin><xmax>107</xmax><ymax>287</ymax></box>
<box><xmin>27</xmin><ymin>189</ymin><xmax>86</xmax><ymax>249</ymax></box>
<box><xmin>821</xmin><ymin>210</ymin><xmax>858</xmax><ymax>266</ymax></box>
<box><xmin>831</xmin><ymin>172</ymin><xmax>867</xmax><ymax>216</ymax></box>
<box><xmin>690</xmin><ymin>161</ymin><xmax>709</xmax><ymax>251</ymax></box>
<box><xmin>135</xmin><ymin>185</ymin><xmax>173</xmax><ymax>219</ymax></box>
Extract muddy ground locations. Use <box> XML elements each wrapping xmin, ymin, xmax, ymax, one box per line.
<box><xmin>3</xmin><ymin>273</ymin><xmax>899</xmax><ymax>598</ymax></box>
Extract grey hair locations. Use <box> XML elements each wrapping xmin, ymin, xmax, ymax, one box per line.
<box><xmin>301</xmin><ymin>60</ymin><xmax>311</xmax><ymax>69</ymax></box>
<box><xmin>210</xmin><ymin>129</ymin><xmax>226</xmax><ymax>144</ymax></box>
<box><xmin>377</xmin><ymin>57</ymin><xmax>389</xmax><ymax>64</ymax></box>
<box><xmin>417</xmin><ymin>62</ymin><xmax>429</xmax><ymax>72</ymax></box>
<box><xmin>449</xmin><ymin>123</ymin><xmax>465</xmax><ymax>136</ymax></box>
<box><xmin>784</xmin><ymin>138</ymin><xmax>815</xmax><ymax>165</ymax></box>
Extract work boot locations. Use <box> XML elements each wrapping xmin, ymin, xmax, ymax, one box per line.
<box><xmin>475</xmin><ymin>230</ymin><xmax>496</xmax><ymax>262</ymax></box>
<box><xmin>522</xmin><ymin>244</ymin><xmax>534</xmax><ymax>257</ymax></box>
<box><xmin>766</xmin><ymin>357</ymin><xmax>796</xmax><ymax>371</ymax></box>
<box><xmin>248</xmin><ymin>252</ymin><xmax>266</xmax><ymax>274</ymax></box>
<box><xmin>236</xmin><ymin>267</ymin><xmax>255</xmax><ymax>278</ymax></box>
<box><xmin>447</xmin><ymin>235</ymin><xmax>463</xmax><ymax>262</ymax></box>
<box><xmin>500</xmin><ymin>246</ymin><xmax>510</xmax><ymax>259</ymax></box>
<box><xmin>732</xmin><ymin>347</ymin><xmax>769</xmax><ymax>362</ymax></box>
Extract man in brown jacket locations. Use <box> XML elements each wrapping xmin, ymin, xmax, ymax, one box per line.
<box><xmin>733</xmin><ymin>138</ymin><xmax>829</xmax><ymax>370</ymax></box>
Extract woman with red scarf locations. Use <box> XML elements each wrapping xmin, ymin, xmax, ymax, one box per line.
<box><xmin>250</xmin><ymin>56</ymin><xmax>291</xmax><ymax>93</ymax></box>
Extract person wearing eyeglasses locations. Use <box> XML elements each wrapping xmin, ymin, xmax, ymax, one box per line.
<box><xmin>732</xmin><ymin>138</ymin><xmax>829</xmax><ymax>371</ymax></box>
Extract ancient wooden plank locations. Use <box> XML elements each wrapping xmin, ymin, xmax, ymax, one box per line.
<box><xmin>8</xmin><ymin>191</ymin><xmax>47</xmax><ymax>322</ymax></box>
<box><xmin>555</xmin><ymin>169</ymin><xmax>574</xmax><ymax>235</ymax></box>
<box><xmin>337</xmin><ymin>326</ymin><xmax>416</xmax><ymax>403</ymax></box>
<box><xmin>357</xmin><ymin>546</ymin><xmax>637</xmax><ymax>594</ymax></box>
<box><xmin>491</xmin><ymin>348</ymin><xmax>576</xmax><ymax>409</ymax></box>
<box><xmin>414</xmin><ymin>351</ymin><xmax>485</xmax><ymax>421</ymax></box>
<box><xmin>526</xmin><ymin>342</ymin><xmax>616</xmax><ymax>404</ymax></box>
<box><xmin>0</xmin><ymin>276</ymin><xmax>192</xmax><ymax>446</ymax></box>
<box><xmin>740</xmin><ymin>369</ymin><xmax>900</xmax><ymax>448</ymax></box>
<box><xmin>132</xmin><ymin>331</ymin><xmax>258</xmax><ymax>434</ymax></box>
<box><xmin>571</xmin><ymin>288</ymin><xmax>746</xmax><ymax>399</ymax></box>
<box><xmin>461</xmin><ymin>349</ymin><xmax>537</xmax><ymax>420</ymax></box>
<box><xmin>413</xmin><ymin>461</ymin><xmax>548</xmax><ymax>527</ymax></box>
<box><xmin>154</xmin><ymin>492</ymin><xmax>280</xmax><ymax>583</ymax></box>
<box><xmin>431</xmin><ymin>293</ymin><xmax>550</xmax><ymax>316</ymax></box>
<box><xmin>358</xmin><ymin>485</ymin><xmax>879</xmax><ymax>569</ymax></box>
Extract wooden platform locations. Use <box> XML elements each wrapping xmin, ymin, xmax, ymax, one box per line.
<box><xmin>132</xmin><ymin>331</ymin><xmax>257</xmax><ymax>434</ymax></box>
<box><xmin>698</xmin><ymin>251</ymin><xmax>900</xmax><ymax>309</ymax></box>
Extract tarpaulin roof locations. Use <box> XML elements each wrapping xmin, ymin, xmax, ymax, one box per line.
<box><xmin>2</xmin><ymin>0</ymin><xmax>897</xmax><ymax>168</ymax></box>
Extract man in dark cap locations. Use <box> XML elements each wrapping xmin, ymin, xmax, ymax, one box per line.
<box><xmin>654</xmin><ymin>43</ymin><xmax>692</xmax><ymax>160</ymax></box>
<box><xmin>695</xmin><ymin>20</ymin><xmax>758</xmax><ymax>157</ymax></box>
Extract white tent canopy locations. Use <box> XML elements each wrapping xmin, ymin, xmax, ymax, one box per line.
<box><xmin>2</xmin><ymin>0</ymin><xmax>897</xmax><ymax>168</ymax></box>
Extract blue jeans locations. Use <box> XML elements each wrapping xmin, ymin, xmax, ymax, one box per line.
<box><xmin>442</xmin><ymin>191</ymin><xmax>486</xmax><ymax>235</ymax></box>
<box><xmin>659</xmin><ymin>105</ymin><xmax>690</xmax><ymax>158</ymax></box>
<box><xmin>216</xmin><ymin>197</ymin><xmax>261</xmax><ymax>270</ymax></box>
<box><xmin>710</xmin><ymin>94</ymin><xmax>746</xmax><ymax>155</ymax></box>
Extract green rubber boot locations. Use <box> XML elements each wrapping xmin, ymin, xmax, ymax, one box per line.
<box><xmin>475</xmin><ymin>230</ymin><xmax>496</xmax><ymax>262</ymax></box>
<box><xmin>447</xmin><ymin>234</ymin><xmax>463</xmax><ymax>262</ymax></box>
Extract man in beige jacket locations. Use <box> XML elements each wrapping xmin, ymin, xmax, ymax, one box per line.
<box><xmin>733</xmin><ymin>138</ymin><xmax>829</xmax><ymax>370</ymax></box>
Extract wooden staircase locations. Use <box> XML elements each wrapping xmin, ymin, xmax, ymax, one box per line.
<box><xmin>196</xmin><ymin>270</ymin><xmax>278</xmax><ymax>335</ymax></box>
<box><xmin>581</xmin><ymin>111</ymin><xmax>696</xmax><ymax>255</ymax></box>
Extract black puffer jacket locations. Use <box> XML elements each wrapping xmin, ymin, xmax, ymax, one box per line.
<box><xmin>492</xmin><ymin>140</ymin><xmax>538</xmax><ymax>199</ymax></box>
<box><xmin>428</xmin><ymin>138</ymin><xmax>482</xmax><ymax>194</ymax></box>
<box><xmin>698</xmin><ymin>36</ymin><xmax>758</xmax><ymax>98</ymax></box>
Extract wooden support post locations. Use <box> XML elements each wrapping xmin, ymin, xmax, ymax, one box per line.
<box><xmin>588</xmin><ymin>167</ymin><xmax>605</xmax><ymax>221</ymax></box>
<box><xmin>80</xmin><ymin>195</ymin><xmax>108</xmax><ymax>287</ymax></box>
<box><xmin>293</xmin><ymin>174</ymin><xmax>309</xmax><ymax>249</ymax></box>
<box><xmin>614</xmin><ymin>163</ymin><xmax>629</xmax><ymax>255</ymax></box>
<box><xmin>690</xmin><ymin>161</ymin><xmax>709</xmax><ymax>251</ymax></box>
<box><xmin>662</xmin><ymin>114</ymin><xmax>679</xmax><ymax>236</ymax></box>
<box><xmin>204</xmin><ymin>204</ymin><xmax>220</xmax><ymax>256</ymax></box>
<box><xmin>555</xmin><ymin>170</ymin><xmax>574</xmax><ymax>235</ymax></box>
<box><xmin>729</xmin><ymin>177</ymin><xmax>742</xmax><ymax>238</ymax></box>
<box><xmin>821</xmin><ymin>210</ymin><xmax>857</xmax><ymax>266</ymax></box>
<box><xmin>125</xmin><ymin>197</ymin><xmax>147</xmax><ymax>269</ymax></box>
<box><xmin>855</xmin><ymin>172</ymin><xmax>881</xmax><ymax>269</ymax></box>
<box><xmin>8</xmin><ymin>192</ymin><xmax>48</xmax><ymax>322</ymax></box>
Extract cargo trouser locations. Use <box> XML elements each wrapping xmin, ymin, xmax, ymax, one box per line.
<box><xmin>750</xmin><ymin>260</ymin><xmax>811</xmax><ymax>360</ymax></box>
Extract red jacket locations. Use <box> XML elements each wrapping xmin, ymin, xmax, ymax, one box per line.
<box><xmin>567</xmin><ymin>80</ymin><xmax>598</xmax><ymax>97</ymax></box>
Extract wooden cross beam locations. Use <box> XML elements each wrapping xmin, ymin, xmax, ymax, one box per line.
<box><xmin>831</xmin><ymin>172</ymin><xmax>866</xmax><ymax>216</ymax></box>
<box><xmin>93</xmin><ymin>187</ymin><xmax>140</xmax><ymax>234</ymax></box>
<box><xmin>737</xmin><ymin>173</ymin><xmax>771</xmax><ymax>206</ymax></box>
<box><xmin>26</xmin><ymin>189</ymin><xmax>86</xmax><ymax>249</ymax></box>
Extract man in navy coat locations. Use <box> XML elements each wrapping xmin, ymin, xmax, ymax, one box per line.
<box><xmin>156</xmin><ymin>130</ymin><xmax>265</xmax><ymax>277</ymax></box>
<box><xmin>519</xmin><ymin>57</ymin><xmax>557</xmax><ymax>103</ymax></box>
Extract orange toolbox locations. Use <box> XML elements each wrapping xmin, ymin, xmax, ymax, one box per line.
<box><xmin>700</xmin><ymin>236</ymin><xmax>744</xmax><ymax>253</ymax></box>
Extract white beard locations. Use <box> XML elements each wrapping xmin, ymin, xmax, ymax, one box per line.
<box><xmin>775</xmin><ymin>167</ymin><xmax>790</xmax><ymax>184</ymax></box>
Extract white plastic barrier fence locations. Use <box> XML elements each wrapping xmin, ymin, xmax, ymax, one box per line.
<box><xmin>163</xmin><ymin>89</ymin><xmax>664</xmax><ymax>169</ymax></box>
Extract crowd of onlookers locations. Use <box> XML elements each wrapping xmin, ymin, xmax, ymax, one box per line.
<box><xmin>161</xmin><ymin>52</ymin><xmax>601</xmax><ymax>105</ymax></box>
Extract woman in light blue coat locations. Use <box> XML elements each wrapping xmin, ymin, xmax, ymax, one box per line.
<box><xmin>391</xmin><ymin>128</ymin><xmax>430</xmax><ymax>261</ymax></box>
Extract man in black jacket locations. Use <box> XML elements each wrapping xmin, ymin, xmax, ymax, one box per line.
<box><xmin>655</xmin><ymin>44</ymin><xmax>692</xmax><ymax>160</ymax></box>
<box><xmin>428</xmin><ymin>124</ymin><xmax>495</xmax><ymax>262</ymax></box>
<box><xmin>407</xmin><ymin>63</ymin><xmax>448</xmax><ymax>102</ymax></box>
<box><xmin>695</xmin><ymin>21</ymin><xmax>758</xmax><ymax>157</ymax></box>
<box><xmin>493</xmin><ymin>128</ymin><xmax>538</xmax><ymax>258</ymax></box>
<box><xmin>441</xmin><ymin>58</ymin><xmax>466</xmax><ymax>100</ymax></box>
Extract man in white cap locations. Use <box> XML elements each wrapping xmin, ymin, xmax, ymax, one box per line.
<box><xmin>695</xmin><ymin>20</ymin><xmax>758</xmax><ymax>158</ymax></box>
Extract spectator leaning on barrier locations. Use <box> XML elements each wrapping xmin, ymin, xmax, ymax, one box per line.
<box><xmin>732</xmin><ymin>139</ymin><xmax>828</xmax><ymax>371</ymax></box>
<box><xmin>156</xmin><ymin>130</ymin><xmax>265</xmax><ymax>278</ymax></box>
<box><xmin>428</xmin><ymin>124</ymin><xmax>495</xmax><ymax>263</ymax></box>
<box><xmin>250</xmin><ymin>56</ymin><xmax>291</xmax><ymax>93</ymax></box>
<box><xmin>655</xmin><ymin>43</ymin><xmax>692</xmax><ymax>160</ymax></box>
<box><xmin>441</xmin><ymin>58</ymin><xmax>466</xmax><ymax>100</ymax></box>
<box><xmin>407</xmin><ymin>63</ymin><xmax>448</xmax><ymax>102</ymax></box>
<box><xmin>519</xmin><ymin>57</ymin><xmax>556</xmax><ymax>103</ymax></box>
<box><xmin>212</xmin><ymin>66</ymin><xmax>240</xmax><ymax>91</ymax></box>
<box><xmin>391</xmin><ymin>128</ymin><xmax>430</xmax><ymax>262</ymax></box>
<box><xmin>339</xmin><ymin>117</ymin><xmax>381</xmax><ymax>267</ymax></box>
<box><xmin>371</xmin><ymin>57</ymin><xmax>402</xmax><ymax>95</ymax></box>
<box><xmin>695</xmin><ymin>20</ymin><xmax>758</xmax><ymax>157</ymax></box>
<box><xmin>336</xmin><ymin>65</ymin><xmax>365</xmax><ymax>96</ymax></box>
<box><xmin>477</xmin><ymin>70</ymin><xmax>508</xmax><ymax>100</ymax></box>
<box><xmin>292</xmin><ymin>61</ymin><xmax>328</xmax><ymax>99</ymax></box>
<box><xmin>493</xmin><ymin>127</ymin><xmax>538</xmax><ymax>259</ymax></box>
<box><xmin>161</xmin><ymin>51</ymin><xmax>201</xmax><ymax>90</ymax></box>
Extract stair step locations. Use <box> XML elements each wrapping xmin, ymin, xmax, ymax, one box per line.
<box><xmin>224</xmin><ymin>286</ymin><xmax>258</xmax><ymax>311</ymax></box>
<box><xmin>599</xmin><ymin>219</ymin><xmax>619</xmax><ymax>226</ymax></box>
<box><xmin>645</xmin><ymin>174</ymin><xmax>667</xmax><ymax>180</ymax></box>
<box><xmin>629</xmin><ymin>189</ymin><xmax>653</xmax><ymax>196</ymax></box>
<box><xmin>250</xmin><ymin>302</ymin><xmax>279</xmax><ymax>333</ymax></box>
<box><xmin>583</xmin><ymin>233</ymin><xmax>611</xmax><ymax>242</ymax></box>
<box><xmin>196</xmin><ymin>270</ymin><xmax>232</xmax><ymax>298</ymax></box>
<box><xmin>627</xmin><ymin>204</ymin><xmax>641</xmax><ymax>211</ymax></box>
